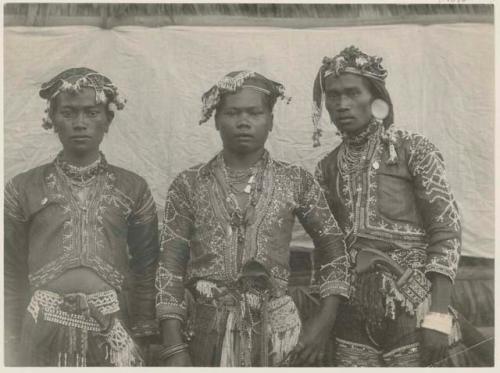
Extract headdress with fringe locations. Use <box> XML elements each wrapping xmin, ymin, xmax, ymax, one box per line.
<box><xmin>39</xmin><ymin>67</ymin><xmax>126</xmax><ymax>130</ymax></box>
<box><xmin>312</xmin><ymin>46</ymin><xmax>394</xmax><ymax>147</ymax></box>
<box><xmin>199</xmin><ymin>70</ymin><xmax>290</xmax><ymax>125</ymax></box>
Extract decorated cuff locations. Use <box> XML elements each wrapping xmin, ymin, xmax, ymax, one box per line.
<box><xmin>156</xmin><ymin>302</ymin><xmax>187</xmax><ymax>322</ymax></box>
<box><xmin>130</xmin><ymin>319</ymin><xmax>159</xmax><ymax>338</ymax></box>
<box><xmin>319</xmin><ymin>280</ymin><xmax>350</xmax><ymax>299</ymax></box>
<box><xmin>424</xmin><ymin>261</ymin><xmax>456</xmax><ymax>284</ymax></box>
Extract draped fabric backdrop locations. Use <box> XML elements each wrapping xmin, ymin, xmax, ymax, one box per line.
<box><xmin>3</xmin><ymin>24</ymin><xmax>494</xmax><ymax>258</ymax></box>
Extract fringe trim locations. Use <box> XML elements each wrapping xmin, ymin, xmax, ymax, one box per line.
<box><xmin>269</xmin><ymin>295</ymin><xmax>302</xmax><ymax>364</ymax></box>
<box><xmin>382</xmin><ymin>274</ymin><xmax>462</xmax><ymax>345</ymax></box>
<box><xmin>312</xmin><ymin>102</ymin><xmax>323</xmax><ymax>147</ymax></box>
<box><xmin>218</xmin><ymin>71</ymin><xmax>256</xmax><ymax>91</ymax></box>
<box><xmin>107</xmin><ymin>340</ymin><xmax>143</xmax><ymax>367</ymax></box>
<box><xmin>101</xmin><ymin>320</ymin><xmax>143</xmax><ymax>366</ymax></box>
<box><xmin>42</xmin><ymin>74</ymin><xmax>126</xmax><ymax>130</ymax></box>
<box><xmin>270</xmin><ymin>324</ymin><xmax>301</xmax><ymax>364</ymax></box>
<box><xmin>382</xmin><ymin>272</ymin><xmax>427</xmax><ymax>319</ymax></box>
<box><xmin>380</xmin><ymin>125</ymin><xmax>398</xmax><ymax>165</ymax></box>
<box><xmin>195</xmin><ymin>280</ymin><xmax>218</xmax><ymax>299</ymax></box>
<box><xmin>220</xmin><ymin>311</ymin><xmax>237</xmax><ymax>367</ymax></box>
<box><xmin>57</xmin><ymin>352</ymin><xmax>88</xmax><ymax>367</ymax></box>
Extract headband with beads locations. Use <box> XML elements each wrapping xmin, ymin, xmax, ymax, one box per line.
<box><xmin>39</xmin><ymin>67</ymin><xmax>126</xmax><ymax>130</ymax></box>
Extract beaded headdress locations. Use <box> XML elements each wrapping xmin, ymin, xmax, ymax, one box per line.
<box><xmin>199</xmin><ymin>70</ymin><xmax>290</xmax><ymax>125</ymax></box>
<box><xmin>39</xmin><ymin>67</ymin><xmax>126</xmax><ymax>130</ymax></box>
<box><xmin>312</xmin><ymin>46</ymin><xmax>393</xmax><ymax>147</ymax></box>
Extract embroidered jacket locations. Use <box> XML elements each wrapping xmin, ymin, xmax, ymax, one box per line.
<box><xmin>4</xmin><ymin>156</ymin><xmax>159</xmax><ymax>340</ymax></box>
<box><xmin>315</xmin><ymin>126</ymin><xmax>461</xmax><ymax>283</ymax></box>
<box><xmin>156</xmin><ymin>151</ymin><xmax>350</xmax><ymax>321</ymax></box>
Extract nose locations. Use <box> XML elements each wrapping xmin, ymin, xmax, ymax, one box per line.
<box><xmin>72</xmin><ymin>112</ymin><xmax>87</xmax><ymax>129</ymax></box>
<box><xmin>337</xmin><ymin>94</ymin><xmax>351</xmax><ymax>112</ymax></box>
<box><xmin>236</xmin><ymin>112</ymin><xmax>251</xmax><ymax>128</ymax></box>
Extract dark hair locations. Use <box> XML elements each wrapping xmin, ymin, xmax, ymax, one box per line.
<box><xmin>214</xmin><ymin>89</ymin><xmax>276</xmax><ymax>117</ymax></box>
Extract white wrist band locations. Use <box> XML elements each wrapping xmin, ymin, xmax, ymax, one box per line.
<box><xmin>421</xmin><ymin>312</ymin><xmax>452</xmax><ymax>335</ymax></box>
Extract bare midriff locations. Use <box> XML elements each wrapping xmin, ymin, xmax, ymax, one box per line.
<box><xmin>42</xmin><ymin>267</ymin><xmax>113</xmax><ymax>294</ymax></box>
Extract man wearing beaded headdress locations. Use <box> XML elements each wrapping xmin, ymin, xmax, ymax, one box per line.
<box><xmin>312</xmin><ymin>46</ymin><xmax>463</xmax><ymax>366</ymax></box>
<box><xmin>155</xmin><ymin>70</ymin><xmax>350</xmax><ymax>367</ymax></box>
<box><xmin>4</xmin><ymin>67</ymin><xmax>159</xmax><ymax>366</ymax></box>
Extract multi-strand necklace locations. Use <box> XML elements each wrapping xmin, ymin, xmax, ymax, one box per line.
<box><xmin>338</xmin><ymin>119</ymin><xmax>380</xmax><ymax>175</ymax></box>
<box><xmin>215</xmin><ymin>152</ymin><xmax>267</xmax><ymax>245</ymax></box>
<box><xmin>225</xmin><ymin>166</ymin><xmax>258</xmax><ymax>195</ymax></box>
<box><xmin>55</xmin><ymin>152</ymin><xmax>106</xmax><ymax>184</ymax></box>
<box><xmin>55</xmin><ymin>152</ymin><xmax>106</xmax><ymax>205</ymax></box>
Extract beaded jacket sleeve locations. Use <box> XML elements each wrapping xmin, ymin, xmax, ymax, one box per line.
<box><xmin>155</xmin><ymin>153</ymin><xmax>351</xmax><ymax>323</ymax></box>
<box><xmin>406</xmin><ymin>133</ymin><xmax>461</xmax><ymax>281</ymax></box>
<box><xmin>315</xmin><ymin>128</ymin><xmax>461</xmax><ymax>283</ymax></box>
<box><xmin>4</xmin><ymin>179</ymin><xmax>30</xmax><ymax>345</ymax></box>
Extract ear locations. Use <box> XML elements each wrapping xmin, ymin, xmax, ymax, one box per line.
<box><xmin>268</xmin><ymin>113</ymin><xmax>274</xmax><ymax>132</ymax></box>
<box><xmin>214</xmin><ymin>115</ymin><xmax>220</xmax><ymax>131</ymax></box>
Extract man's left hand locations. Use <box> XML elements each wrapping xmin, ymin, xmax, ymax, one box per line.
<box><xmin>420</xmin><ymin>328</ymin><xmax>449</xmax><ymax>366</ymax></box>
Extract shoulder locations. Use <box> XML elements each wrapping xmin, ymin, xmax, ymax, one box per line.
<box><xmin>107</xmin><ymin>164</ymin><xmax>151</xmax><ymax>191</ymax></box>
<box><xmin>385</xmin><ymin>126</ymin><xmax>443</xmax><ymax>171</ymax></box>
<box><xmin>173</xmin><ymin>162</ymin><xmax>207</xmax><ymax>185</ymax></box>
<box><xmin>387</xmin><ymin>126</ymin><xmax>438</xmax><ymax>153</ymax></box>
<box><xmin>271</xmin><ymin>158</ymin><xmax>308</xmax><ymax>176</ymax></box>
<box><xmin>5</xmin><ymin>163</ymin><xmax>53</xmax><ymax>219</ymax></box>
<box><xmin>7</xmin><ymin>163</ymin><xmax>53</xmax><ymax>192</ymax></box>
<box><xmin>270</xmin><ymin>158</ymin><xmax>318</xmax><ymax>187</ymax></box>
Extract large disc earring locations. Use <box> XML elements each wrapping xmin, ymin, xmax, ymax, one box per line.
<box><xmin>371</xmin><ymin>99</ymin><xmax>389</xmax><ymax>121</ymax></box>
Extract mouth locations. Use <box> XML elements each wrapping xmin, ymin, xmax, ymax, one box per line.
<box><xmin>337</xmin><ymin>116</ymin><xmax>355</xmax><ymax>124</ymax></box>
<box><xmin>70</xmin><ymin>136</ymin><xmax>91</xmax><ymax>140</ymax></box>
<box><xmin>235</xmin><ymin>134</ymin><xmax>254</xmax><ymax>139</ymax></box>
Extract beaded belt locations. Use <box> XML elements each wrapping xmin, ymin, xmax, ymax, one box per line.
<box><xmin>27</xmin><ymin>289</ymin><xmax>120</xmax><ymax>331</ymax></box>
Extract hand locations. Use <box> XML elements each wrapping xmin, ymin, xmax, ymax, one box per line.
<box><xmin>420</xmin><ymin>328</ymin><xmax>449</xmax><ymax>366</ymax></box>
<box><xmin>289</xmin><ymin>315</ymin><xmax>333</xmax><ymax>366</ymax></box>
<box><xmin>160</xmin><ymin>350</ymin><xmax>192</xmax><ymax>366</ymax></box>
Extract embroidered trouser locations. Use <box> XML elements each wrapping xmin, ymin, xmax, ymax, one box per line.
<box><xmin>19</xmin><ymin>289</ymin><xmax>143</xmax><ymax>366</ymax></box>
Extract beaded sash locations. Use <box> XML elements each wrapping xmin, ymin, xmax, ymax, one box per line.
<box><xmin>27</xmin><ymin>289</ymin><xmax>120</xmax><ymax>331</ymax></box>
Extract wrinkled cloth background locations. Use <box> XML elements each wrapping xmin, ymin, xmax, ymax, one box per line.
<box><xmin>3</xmin><ymin>24</ymin><xmax>494</xmax><ymax>258</ymax></box>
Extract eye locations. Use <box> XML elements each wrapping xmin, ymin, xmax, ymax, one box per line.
<box><xmin>347</xmin><ymin>89</ymin><xmax>361</xmax><ymax>97</ymax></box>
<box><xmin>249</xmin><ymin>109</ymin><xmax>264</xmax><ymax>116</ymax></box>
<box><xmin>326</xmin><ymin>91</ymin><xmax>339</xmax><ymax>99</ymax></box>
<box><xmin>224</xmin><ymin>110</ymin><xmax>237</xmax><ymax>116</ymax></box>
<box><xmin>60</xmin><ymin>110</ymin><xmax>73</xmax><ymax>118</ymax></box>
<box><xmin>87</xmin><ymin>111</ymin><xmax>99</xmax><ymax>118</ymax></box>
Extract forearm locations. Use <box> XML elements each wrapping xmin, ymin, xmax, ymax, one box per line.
<box><xmin>428</xmin><ymin>272</ymin><xmax>453</xmax><ymax>313</ymax></box>
<box><xmin>128</xmin><ymin>264</ymin><xmax>159</xmax><ymax>337</ymax></box>
<box><xmin>160</xmin><ymin>319</ymin><xmax>185</xmax><ymax>346</ymax></box>
<box><xmin>316</xmin><ymin>294</ymin><xmax>342</xmax><ymax>327</ymax></box>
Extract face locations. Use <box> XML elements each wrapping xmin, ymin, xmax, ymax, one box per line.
<box><xmin>324</xmin><ymin>73</ymin><xmax>374</xmax><ymax>135</ymax></box>
<box><xmin>51</xmin><ymin>87</ymin><xmax>113</xmax><ymax>159</ymax></box>
<box><xmin>215</xmin><ymin>87</ymin><xmax>273</xmax><ymax>155</ymax></box>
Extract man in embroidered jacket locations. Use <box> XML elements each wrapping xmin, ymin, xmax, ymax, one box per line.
<box><xmin>155</xmin><ymin>71</ymin><xmax>350</xmax><ymax>366</ymax></box>
<box><xmin>312</xmin><ymin>47</ymin><xmax>462</xmax><ymax>366</ymax></box>
<box><xmin>4</xmin><ymin>68</ymin><xmax>159</xmax><ymax>366</ymax></box>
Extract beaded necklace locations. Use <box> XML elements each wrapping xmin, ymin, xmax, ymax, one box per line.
<box><xmin>338</xmin><ymin>119</ymin><xmax>381</xmax><ymax>174</ymax></box>
<box><xmin>214</xmin><ymin>151</ymin><xmax>268</xmax><ymax>245</ymax></box>
<box><xmin>55</xmin><ymin>152</ymin><xmax>107</xmax><ymax>184</ymax></box>
<box><xmin>55</xmin><ymin>152</ymin><xmax>107</xmax><ymax>206</ymax></box>
<box><xmin>225</xmin><ymin>166</ymin><xmax>259</xmax><ymax>195</ymax></box>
